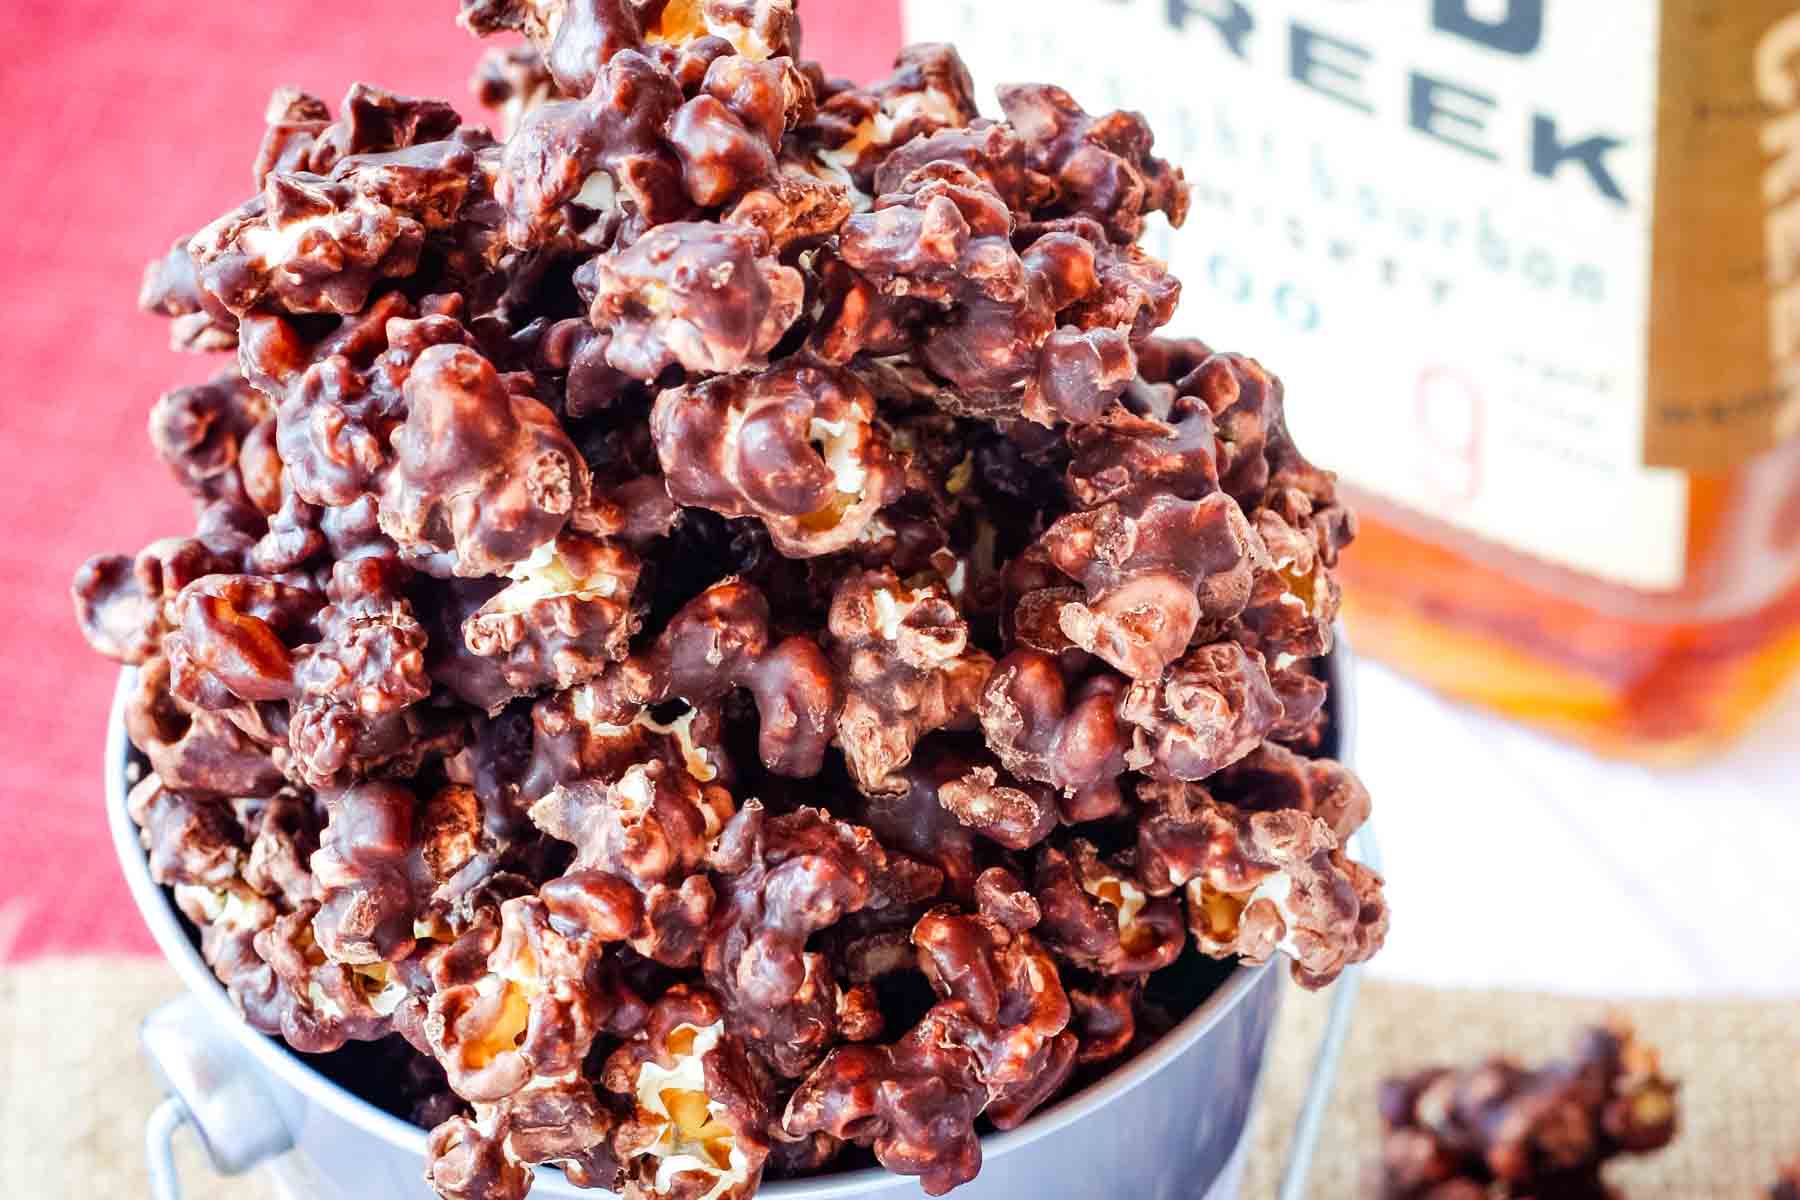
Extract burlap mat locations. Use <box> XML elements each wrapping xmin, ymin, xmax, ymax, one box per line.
<box><xmin>1246</xmin><ymin>981</ymin><xmax>1800</xmax><ymax>1198</ymax></box>
<box><xmin>3</xmin><ymin>957</ymin><xmax>1794</xmax><ymax>1198</ymax></box>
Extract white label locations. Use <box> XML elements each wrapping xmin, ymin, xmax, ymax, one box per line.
<box><xmin>905</xmin><ymin>0</ymin><xmax>1690</xmax><ymax>590</ymax></box>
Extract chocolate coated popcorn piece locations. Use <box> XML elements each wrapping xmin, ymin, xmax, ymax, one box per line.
<box><xmin>873</xmin><ymin>119</ymin><xmax>1055</xmax><ymax>214</ymax></box>
<box><xmin>825</xmin><ymin>569</ymin><xmax>991</xmax><ymax>794</ymax></box>
<box><xmin>801</xmin><ymin>43</ymin><xmax>978</xmax><ymax>200</ymax></box>
<box><xmin>310</xmin><ymin>779</ymin><xmax>438</xmax><ymax>964</ymax></box>
<box><xmin>429</xmin><ymin>888</ymin><xmax>637</xmax><ymax>1104</ymax></box>
<box><xmin>129</xmin><ymin>776</ymin><xmax>246</xmax><ymax>890</ymax></box>
<box><xmin>257</xmin><ymin>901</ymin><xmax>408</xmax><ymax>1048</ymax></box>
<box><xmin>192</xmin><ymin>137</ymin><xmax>482</xmax><ymax>317</ymax></box>
<box><xmin>1376</xmin><ymin>1023</ymin><xmax>1678</xmax><ymax>1199</ymax></box>
<box><xmin>460</xmin><ymin>0</ymin><xmax>795</xmax><ymax>98</ymax></box>
<box><xmin>1135</xmin><ymin>779</ymin><xmax>1385</xmax><ymax>988</ymax></box>
<box><xmin>978</xmin><ymin>648</ymin><xmax>1128</xmax><ymax>807</ymax></box>
<box><xmin>1116</xmin><ymin>641</ymin><xmax>1283</xmax><ymax>782</ymax></box>
<box><xmin>1214</xmin><ymin>741</ymin><xmax>1371</xmax><ymax>844</ymax></box>
<box><xmin>1064</xmin><ymin>381</ymin><xmax>1218</xmax><ymax>512</ymax></box>
<box><xmin>935</xmin><ymin>759</ymin><xmax>1059</xmax><ymax>853</ymax></box>
<box><xmin>652</xmin><ymin>360</ymin><xmax>901</xmax><ymax>558</ymax></box>
<box><xmin>783</xmin><ymin>908</ymin><xmax>1070</xmax><ymax>1194</ymax></box>
<box><xmin>1033</xmin><ymin>840</ymin><xmax>1184</xmax><ymax>976</ymax></box>
<box><xmin>780</xmin><ymin>1016</ymin><xmax>984</xmax><ymax>1195</ymax></box>
<box><xmin>380</xmin><ymin>343</ymin><xmax>587</xmax><ymax>578</ymax></box>
<box><xmin>667</xmin><ymin>83</ymin><xmax>781</xmax><ymax>209</ymax></box>
<box><xmin>821</xmin><ymin>166</ymin><xmax>1176</xmax><ymax>426</ymax></box>
<box><xmin>722</xmin><ymin>160</ymin><xmax>852</xmax><ymax>252</ymax></box>
<box><xmin>140</xmin><ymin>238</ymin><xmax>239</xmax><ymax>352</ymax></box>
<box><xmin>285</xmin><ymin>557</ymin><xmax>444</xmax><ymax>788</ymax></box>
<box><xmin>126</xmin><ymin>656</ymin><xmax>287</xmax><ymax>798</ymax></box>
<box><xmin>249</xmin><ymin>292</ymin><xmax>478</xmax><ymax>510</ymax></box>
<box><xmin>1264</xmin><ymin>661</ymin><xmax>1329</xmax><ymax>748</ymax></box>
<box><xmin>996</xmin><ymin>83</ymin><xmax>1188</xmax><ymax>242</ymax></box>
<box><xmin>496</xmin><ymin>50</ymin><xmax>686</xmax><ymax>251</ymax></box>
<box><xmin>254</xmin><ymin>83</ymin><xmax>463</xmax><ymax>189</ymax></box>
<box><xmin>462</xmin><ymin>531</ymin><xmax>644</xmax><ymax>699</ymax></box>
<box><xmin>529</xmin><ymin>758</ymin><xmax>729</xmax><ymax>964</ymax></box>
<box><xmin>149</xmin><ymin>371</ymin><xmax>273</xmax><ymax>508</ymax></box>
<box><xmin>589</xmin><ymin>220</ymin><xmax>802</xmax><ymax>379</ymax></box>
<box><xmin>1038</xmin><ymin>491</ymin><xmax>1262</xmax><ymax>682</ymax></box>
<box><xmin>531</xmin><ymin>758</ymin><xmax>730</xmax><ymax>889</ymax></box>
<box><xmin>297</xmin><ymin>555</ymin><xmax>432</xmax><ymax>705</ymax></box>
<box><xmin>627</xmin><ymin>578</ymin><xmax>839</xmax><ymax>777</ymax></box>
<box><xmin>521</xmin><ymin>680</ymin><xmax>728</xmax><ymax>803</ymax></box>
<box><xmin>163</xmin><ymin>573</ymin><xmax>323</xmax><ymax>707</ymax></box>
<box><xmin>427</xmin><ymin>1112</ymin><xmax>533</xmax><ymax>1200</ymax></box>
<box><xmin>1239</xmin><ymin>496</ymin><xmax>1343</xmax><ymax>664</ymax></box>
<box><xmin>604</xmin><ymin>985</ymin><xmax>771</xmax><ymax>1200</ymax></box>
<box><xmin>704</xmin><ymin>803</ymin><xmax>896</xmax><ymax>1076</ymax></box>
<box><xmin>493</xmin><ymin>1076</ymin><xmax>623</xmax><ymax>1188</ymax></box>
<box><xmin>241</xmin><ymin>789</ymin><xmax>324</xmax><ymax>909</ymax></box>
<box><xmin>701</xmin><ymin>53</ymin><xmax>812</xmax><ymax>153</ymax></box>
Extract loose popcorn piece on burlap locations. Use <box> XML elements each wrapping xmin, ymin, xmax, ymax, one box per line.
<box><xmin>1375</xmin><ymin>1022</ymin><xmax>1679</xmax><ymax>1200</ymax></box>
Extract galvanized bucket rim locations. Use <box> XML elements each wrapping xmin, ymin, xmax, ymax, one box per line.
<box><xmin>106</xmin><ymin>643</ymin><xmax>1349</xmax><ymax>1194</ymax></box>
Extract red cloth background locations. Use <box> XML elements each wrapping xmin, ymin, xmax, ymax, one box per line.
<box><xmin>0</xmin><ymin>0</ymin><xmax>901</xmax><ymax>961</ymax></box>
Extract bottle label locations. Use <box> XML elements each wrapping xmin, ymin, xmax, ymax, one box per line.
<box><xmin>1659</xmin><ymin>4</ymin><xmax>1800</xmax><ymax>469</ymax></box>
<box><xmin>907</xmin><ymin>1</ymin><xmax>1800</xmax><ymax>590</ymax></box>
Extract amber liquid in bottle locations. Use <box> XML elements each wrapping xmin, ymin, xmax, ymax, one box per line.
<box><xmin>1339</xmin><ymin>436</ymin><xmax>1800</xmax><ymax>761</ymax></box>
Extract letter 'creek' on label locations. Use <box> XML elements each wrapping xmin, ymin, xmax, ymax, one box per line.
<box><xmin>906</xmin><ymin>0</ymin><xmax>1800</xmax><ymax>592</ymax></box>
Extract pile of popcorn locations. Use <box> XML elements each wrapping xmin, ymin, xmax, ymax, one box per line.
<box><xmin>72</xmin><ymin>3</ymin><xmax>1388</xmax><ymax>1197</ymax></box>
<box><xmin>1375</xmin><ymin>1022</ymin><xmax>1680</xmax><ymax>1199</ymax></box>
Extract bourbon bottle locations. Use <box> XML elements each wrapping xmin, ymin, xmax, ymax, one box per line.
<box><xmin>908</xmin><ymin>0</ymin><xmax>1800</xmax><ymax>759</ymax></box>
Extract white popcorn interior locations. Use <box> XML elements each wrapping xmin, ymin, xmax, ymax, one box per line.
<box><xmin>870</xmin><ymin>586</ymin><xmax>908</xmax><ymax>641</ymax></box>
<box><xmin>573</xmin><ymin>687</ymin><xmax>719</xmax><ymax>783</ymax></box>
<box><xmin>806</xmin><ymin>416</ymin><xmax>868</xmax><ymax>496</ymax></box>
<box><xmin>629</xmin><ymin>1021</ymin><xmax>751</xmax><ymax>1200</ymax></box>
<box><xmin>1082</xmin><ymin>870</ymin><xmax>1153</xmax><ymax>950</ymax></box>
<box><xmin>644</xmin><ymin>0</ymin><xmax>777</xmax><ymax>62</ymax></box>
<box><xmin>575</xmin><ymin>170</ymin><xmax>618</xmax><ymax>213</ymax></box>
<box><xmin>489</xmin><ymin>538</ymin><xmax>624</xmax><ymax>614</ymax></box>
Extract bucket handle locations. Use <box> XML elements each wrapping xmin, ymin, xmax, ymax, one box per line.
<box><xmin>1276</xmin><ymin>822</ymin><xmax>1382</xmax><ymax>1200</ymax></box>
<box><xmin>145</xmin><ymin>1095</ymin><xmax>191</xmax><ymax>1200</ymax></box>
<box><xmin>140</xmin><ymin>993</ymin><xmax>295</xmax><ymax>1200</ymax></box>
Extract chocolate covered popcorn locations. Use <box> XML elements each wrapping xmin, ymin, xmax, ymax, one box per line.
<box><xmin>77</xmin><ymin>8</ymin><xmax>1387</xmax><ymax>1198</ymax></box>
<box><xmin>1375</xmin><ymin>1022</ymin><xmax>1679</xmax><ymax>1199</ymax></box>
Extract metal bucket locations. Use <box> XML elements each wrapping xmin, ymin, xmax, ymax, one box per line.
<box><xmin>109</xmin><ymin>641</ymin><xmax>1369</xmax><ymax>1200</ymax></box>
